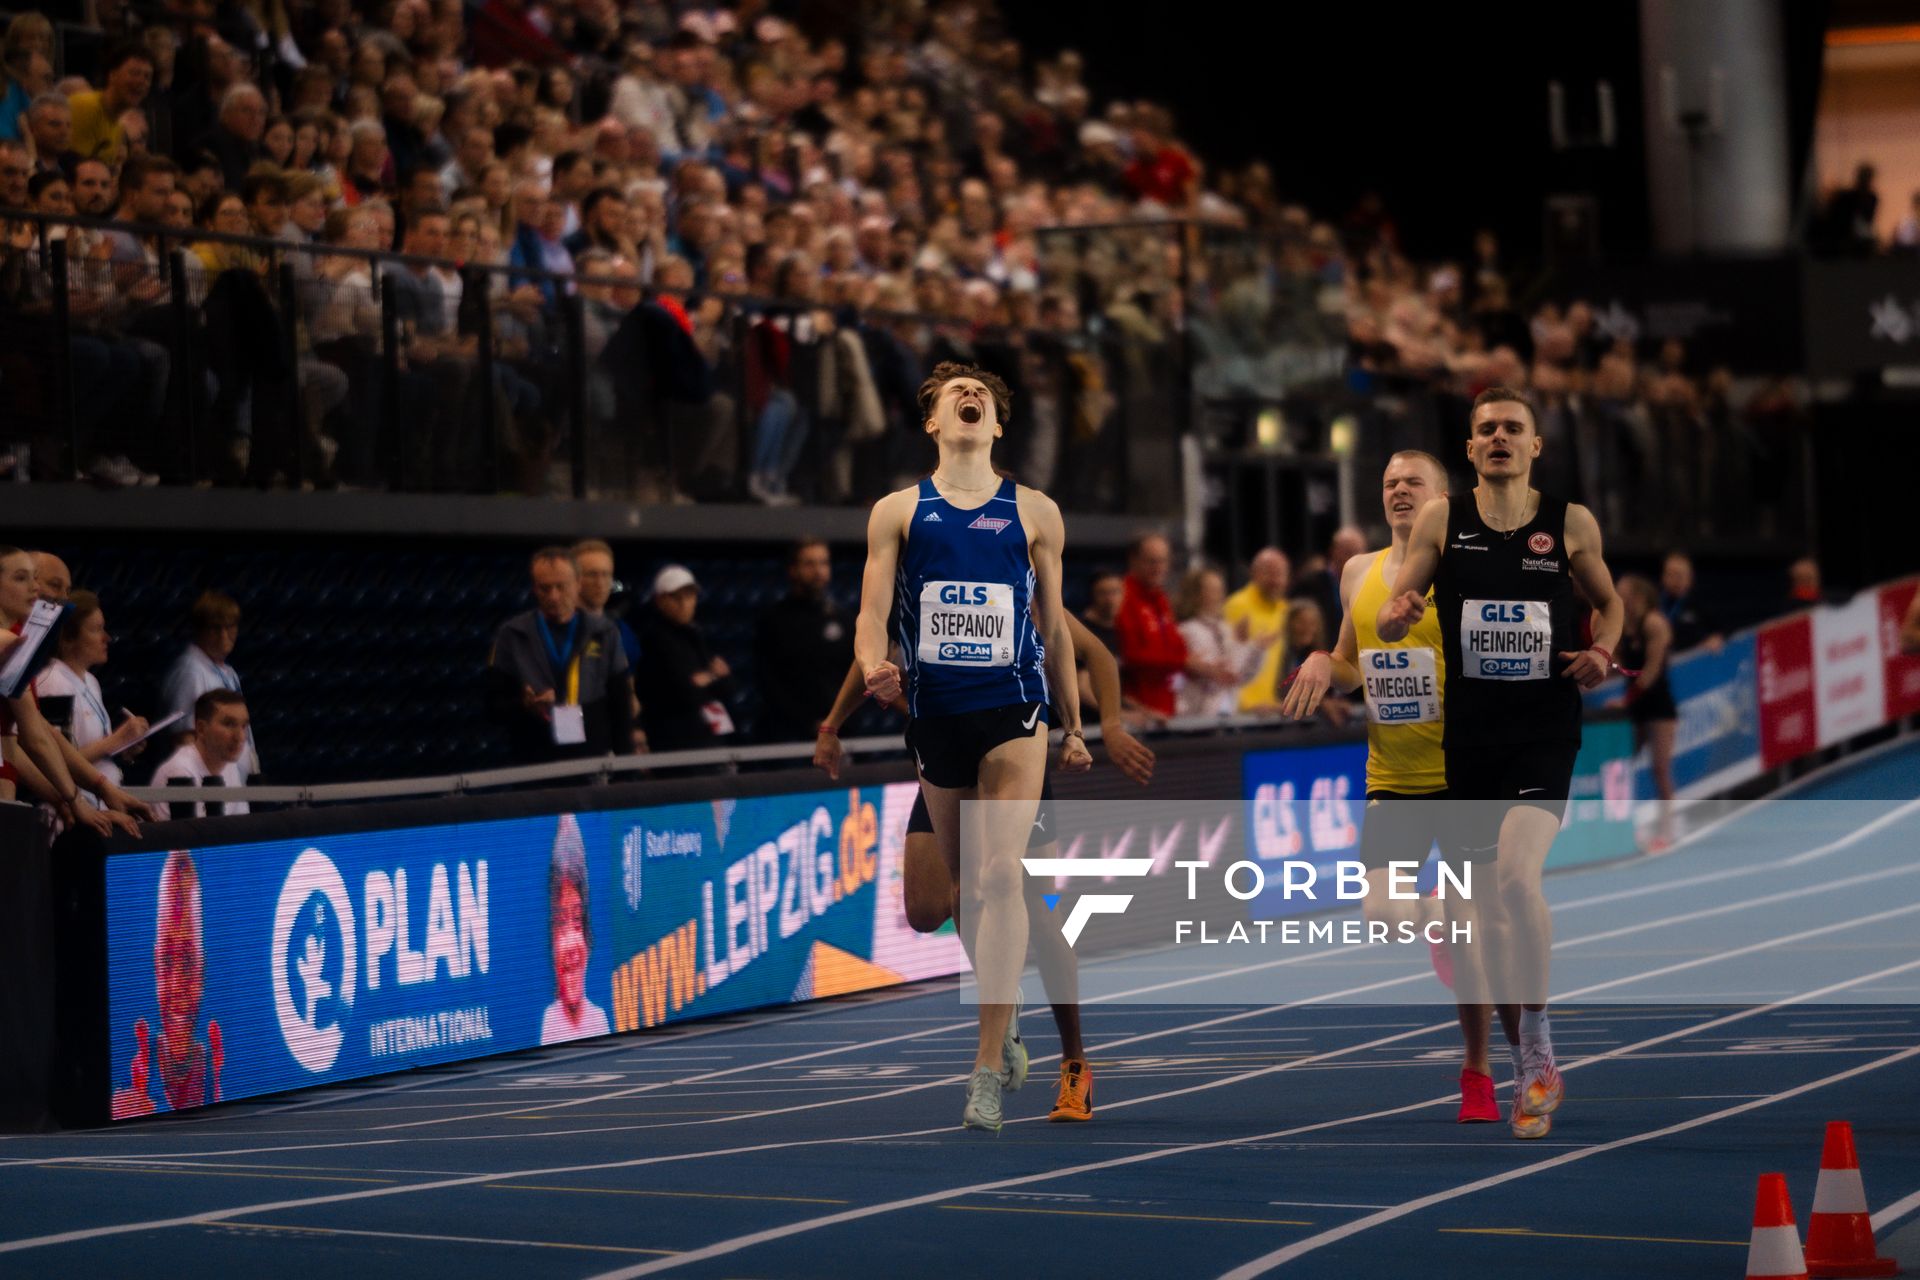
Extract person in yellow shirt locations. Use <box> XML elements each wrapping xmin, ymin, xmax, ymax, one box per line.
<box><xmin>67</xmin><ymin>43</ymin><xmax>153</xmax><ymax>167</ymax></box>
<box><xmin>1223</xmin><ymin>547</ymin><xmax>1289</xmax><ymax>711</ymax></box>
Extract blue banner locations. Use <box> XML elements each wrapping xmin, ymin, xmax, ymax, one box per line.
<box><xmin>1661</xmin><ymin>634</ymin><xmax>1763</xmax><ymax>795</ymax></box>
<box><xmin>103</xmin><ymin>782</ymin><xmax>944</xmax><ymax>1117</ymax></box>
<box><xmin>1241</xmin><ymin>741</ymin><xmax>1370</xmax><ymax>915</ymax></box>
<box><xmin>1587</xmin><ymin>635</ymin><xmax>1762</xmax><ymax>797</ymax></box>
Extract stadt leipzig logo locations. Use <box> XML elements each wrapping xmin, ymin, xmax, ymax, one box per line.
<box><xmin>1528</xmin><ymin>532</ymin><xmax>1556</xmax><ymax>555</ymax></box>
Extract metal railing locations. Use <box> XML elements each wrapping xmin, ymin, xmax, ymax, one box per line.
<box><xmin>120</xmin><ymin>712</ymin><xmax>1297</xmax><ymax>808</ymax></box>
<box><xmin>0</xmin><ymin>208</ymin><xmax>1183</xmax><ymax>515</ymax></box>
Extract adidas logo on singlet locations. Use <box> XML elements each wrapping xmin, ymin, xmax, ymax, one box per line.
<box><xmin>923</xmin><ymin>511</ymin><xmax>942</xmax><ymax>522</ymax></box>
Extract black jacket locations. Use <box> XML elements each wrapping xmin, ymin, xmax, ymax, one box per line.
<box><xmin>753</xmin><ymin>591</ymin><xmax>854</xmax><ymax>744</ymax></box>
<box><xmin>635</xmin><ymin>604</ymin><xmax>737</xmax><ymax>754</ymax></box>
<box><xmin>486</xmin><ymin>609</ymin><xmax>634</xmax><ymax>763</ymax></box>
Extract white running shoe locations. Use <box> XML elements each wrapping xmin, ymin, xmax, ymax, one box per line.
<box><xmin>962</xmin><ymin>1066</ymin><xmax>1008</xmax><ymax>1133</ymax></box>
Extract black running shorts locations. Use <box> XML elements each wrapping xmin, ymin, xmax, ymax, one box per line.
<box><xmin>1444</xmin><ymin>743</ymin><xmax>1579</xmax><ymax>861</ymax></box>
<box><xmin>904</xmin><ymin>701</ymin><xmax>1049</xmax><ymax>789</ymax></box>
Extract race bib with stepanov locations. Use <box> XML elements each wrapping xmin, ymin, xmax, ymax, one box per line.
<box><xmin>1359</xmin><ymin>647</ymin><xmax>1440</xmax><ymax>723</ymax></box>
<box><xmin>1460</xmin><ymin>599</ymin><xmax>1553</xmax><ymax>680</ymax></box>
<box><xmin>917</xmin><ymin>580</ymin><xmax>1016</xmax><ymax>667</ymax></box>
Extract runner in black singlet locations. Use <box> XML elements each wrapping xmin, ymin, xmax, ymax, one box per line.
<box><xmin>1377</xmin><ymin>386</ymin><xmax>1624</xmax><ymax>1140</ymax></box>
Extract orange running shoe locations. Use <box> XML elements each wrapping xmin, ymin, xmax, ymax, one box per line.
<box><xmin>1048</xmin><ymin>1058</ymin><xmax>1093</xmax><ymax>1122</ymax></box>
<box><xmin>1456</xmin><ymin>1068</ymin><xmax>1498</xmax><ymax>1123</ymax></box>
<box><xmin>1510</xmin><ymin>1107</ymin><xmax>1552</xmax><ymax>1139</ymax></box>
<box><xmin>1521</xmin><ymin>1051</ymin><xmax>1564</xmax><ymax>1117</ymax></box>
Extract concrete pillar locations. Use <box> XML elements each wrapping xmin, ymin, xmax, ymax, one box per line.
<box><xmin>1640</xmin><ymin>0</ymin><xmax>1792</xmax><ymax>253</ymax></box>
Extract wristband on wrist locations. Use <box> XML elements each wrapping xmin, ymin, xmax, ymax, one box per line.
<box><xmin>1590</xmin><ymin>645</ymin><xmax>1613</xmax><ymax>665</ymax></box>
<box><xmin>816</xmin><ymin>722</ymin><xmax>840</xmax><ymax>737</ymax></box>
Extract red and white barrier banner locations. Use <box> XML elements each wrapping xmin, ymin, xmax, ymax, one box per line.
<box><xmin>1758</xmin><ymin>613</ymin><xmax>1817</xmax><ymax>768</ymax></box>
<box><xmin>1880</xmin><ymin>579</ymin><xmax>1920</xmax><ymax>721</ymax></box>
<box><xmin>1814</xmin><ymin>594</ymin><xmax>1886</xmax><ymax>748</ymax></box>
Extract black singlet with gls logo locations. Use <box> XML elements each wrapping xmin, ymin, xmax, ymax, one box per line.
<box><xmin>1433</xmin><ymin>491</ymin><xmax>1583</xmax><ymax>748</ymax></box>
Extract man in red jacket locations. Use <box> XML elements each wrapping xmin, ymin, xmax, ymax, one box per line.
<box><xmin>1115</xmin><ymin>533</ymin><xmax>1187</xmax><ymax>716</ymax></box>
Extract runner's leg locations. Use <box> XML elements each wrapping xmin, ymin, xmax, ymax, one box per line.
<box><xmin>962</xmin><ymin>722</ymin><xmax>1047</xmax><ymax>1071</ymax></box>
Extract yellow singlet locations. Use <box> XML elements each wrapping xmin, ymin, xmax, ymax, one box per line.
<box><xmin>1351</xmin><ymin>549</ymin><xmax>1447</xmax><ymax>795</ymax></box>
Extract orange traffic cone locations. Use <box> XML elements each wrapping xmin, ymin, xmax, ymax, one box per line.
<box><xmin>1748</xmin><ymin>1173</ymin><xmax>1809</xmax><ymax>1280</ymax></box>
<box><xmin>1806</xmin><ymin>1122</ymin><xmax>1897</xmax><ymax>1278</ymax></box>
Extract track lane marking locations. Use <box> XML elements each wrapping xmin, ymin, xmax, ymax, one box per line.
<box><xmin>213</xmin><ymin>1220</ymin><xmax>677</xmax><ymax>1256</ymax></box>
<box><xmin>1217</xmin><ymin>1043</ymin><xmax>1920</xmax><ymax>1276</ymax></box>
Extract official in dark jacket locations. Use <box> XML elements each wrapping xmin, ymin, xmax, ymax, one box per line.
<box><xmin>753</xmin><ymin>538</ymin><xmax>853</xmax><ymax>743</ymax></box>
<box><xmin>635</xmin><ymin>564</ymin><xmax>737</xmax><ymax>756</ymax></box>
<box><xmin>487</xmin><ymin>547</ymin><xmax>634</xmax><ymax>763</ymax></box>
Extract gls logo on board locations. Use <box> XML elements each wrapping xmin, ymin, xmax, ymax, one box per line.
<box><xmin>272</xmin><ymin>847</ymin><xmax>492</xmax><ymax>1074</ymax></box>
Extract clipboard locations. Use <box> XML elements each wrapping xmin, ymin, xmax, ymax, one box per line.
<box><xmin>112</xmin><ymin>710</ymin><xmax>186</xmax><ymax>756</ymax></box>
<box><xmin>0</xmin><ymin>600</ymin><xmax>67</xmax><ymax>699</ymax></box>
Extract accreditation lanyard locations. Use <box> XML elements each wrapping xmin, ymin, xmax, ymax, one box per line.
<box><xmin>536</xmin><ymin>613</ymin><xmax>583</xmax><ymax>705</ymax></box>
<box><xmin>75</xmin><ymin>672</ymin><xmax>112</xmax><ymax>742</ymax></box>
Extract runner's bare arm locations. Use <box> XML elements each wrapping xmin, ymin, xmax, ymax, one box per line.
<box><xmin>1066</xmin><ymin>611</ymin><xmax>1154</xmax><ymax>784</ymax></box>
<box><xmin>1282</xmin><ymin>554</ymin><xmax>1365</xmax><ymax>720</ymax></box>
<box><xmin>1329</xmin><ymin>552</ymin><xmax>1367</xmax><ymax>688</ymax></box>
<box><xmin>1023</xmin><ymin>488</ymin><xmax>1088</xmax><ymax>770</ymax></box>
<box><xmin>855</xmin><ymin>489</ymin><xmax>912</xmax><ymax>702</ymax></box>
<box><xmin>1563</xmin><ymin>502</ymin><xmax>1623</xmax><ymax>689</ymax></box>
<box><xmin>1376</xmin><ymin>499</ymin><xmax>1446</xmax><ymax>641</ymax></box>
<box><xmin>814</xmin><ymin>649</ymin><xmax>908</xmax><ymax>780</ymax></box>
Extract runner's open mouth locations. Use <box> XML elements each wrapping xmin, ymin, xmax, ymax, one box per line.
<box><xmin>958</xmin><ymin>402</ymin><xmax>983</xmax><ymax>423</ymax></box>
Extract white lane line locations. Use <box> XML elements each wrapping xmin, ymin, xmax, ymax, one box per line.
<box><xmin>50</xmin><ymin>981</ymin><xmax>951</xmax><ymax>1138</ymax></box>
<box><xmin>347</xmin><ymin>794</ymin><xmax>1920</xmax><ymax>1134</ymax></box>
<box><xmin>10</xmin><ymin>947</ymin><xmax>1908</xmax><ymax>1264</ymax></box>
<box><xmin>1266</xmin><ymin>1201</ymin><xmax>1393</xmax><ymax>1210</ymax></box>
<box><xmin>576</xmin><ymin>958</ymin><xmax>1920</xmax><ymax>1280</ymax></box>
<box><xmin>13</xmin><ymin>851</ymin><xmax>1908</xmax><ymax>1173</ymax></box>
<box><xmin>45</xmin><ymin>785</ymin><xmax>1912</xmax><ymax>1155</ymax></box>
<box><xmin>211</xmin><ymin>1220</ymin><xmax>675</xmax><ymax>1256</ymax></box>
<box><xmin>1786</xmin><ymin>797</ymin><xmax>1920</xmax><ymax>865</ymax></box>
<box><xmin>1218</xmin><ymin>1042</ymin><xmax>1920</xmax><ymax>1277</ymax></box>
<box><xmin>368</xmin><ymin>890</ymin><xmax>1920</xmax><ymax>1155</ymax></box>
<box><xmin>1871</xmin><ymin>1186</ymin><xmax>1920</xmax><ymax>1232</ymax></box>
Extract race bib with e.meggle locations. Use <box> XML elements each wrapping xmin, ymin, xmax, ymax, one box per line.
<box><xmin>1359</xmin><ymin>647</ymin><xmax>1440</xmax><ymax>722</ymax></box>
<box><xmin>1460</xmin><ymin>599</ymin><xmax>1552</xmax><ymax>680</ymax></box>
<box><xmin>917</xmin><ymin>580</ymin><xmax>1015</xmax><ymax>667</ymax></box>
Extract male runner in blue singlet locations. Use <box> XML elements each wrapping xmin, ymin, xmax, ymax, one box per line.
<box><xmin>855</xmin><ymin>362</ymin><xmax>1091</xmax><ymax>1132</ymax></box>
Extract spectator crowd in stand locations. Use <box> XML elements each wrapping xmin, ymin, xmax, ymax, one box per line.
<box><xmin>0</xmin><ymin>0</ymin><xmax>1246</xmax><ymax>499</ymax></box>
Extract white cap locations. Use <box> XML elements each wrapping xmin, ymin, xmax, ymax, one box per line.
<box><xmin>652</xmin><ymin>564</ymin><xmax>698</xmax><ymax>596</ymax></box>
